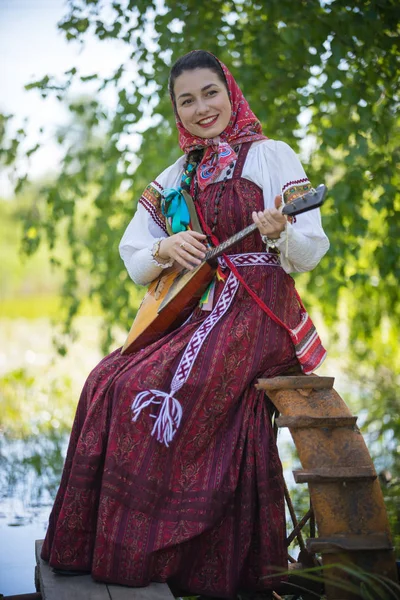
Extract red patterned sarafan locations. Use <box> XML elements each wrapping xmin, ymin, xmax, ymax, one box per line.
<box><xmin>41</xmin><ymin>143</ymin><xmax>299</xmax><ymax>595</ymax></box>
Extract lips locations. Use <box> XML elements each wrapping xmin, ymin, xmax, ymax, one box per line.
<box><xmin>197</xmin><ymin>115</ymin><xmax>219</xmax><ymax>128</ymax></box>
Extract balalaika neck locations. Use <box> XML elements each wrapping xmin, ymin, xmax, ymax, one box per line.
<box><xmin>205</xmin><ymin>222</ymin><xmax>258</xmax><ymax>262</ymax></box>
<box><xmin>202</xmin><ymin>184</ymin><xmax>327</xmax><ymax>263</ymax></box>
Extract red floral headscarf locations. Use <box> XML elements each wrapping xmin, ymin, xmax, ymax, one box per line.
<box><xmin>172</xmin><ymin>52</ymin><xmax>267</xmax><ymax>191</ymax></box>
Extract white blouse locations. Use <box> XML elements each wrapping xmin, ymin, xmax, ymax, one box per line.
<box><xmin>119</xmin><ymin>140</ymin><xmax>330</xmax><ymax>286</ymax></box>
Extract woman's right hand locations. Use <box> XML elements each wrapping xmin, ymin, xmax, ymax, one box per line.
<box><xmin>159</xmin><ymin>231</ymin><xmax>207</xmax><ymax>270</ymax></box>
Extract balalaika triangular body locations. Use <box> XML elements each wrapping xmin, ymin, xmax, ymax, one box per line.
<box><xmin>121</xmin><ymin>185</ymin><xmax>327</xmax><ymax>354</ymax></box>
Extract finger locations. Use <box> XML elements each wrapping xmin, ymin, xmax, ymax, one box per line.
<box><xmin>181</xmin><ymin>231</ymin><xmax>207</xmax><ymax>252</ymax></box>
<box><xmin>252</xmin><ymin>211</ymin><xmax>267</xmax><ymax>228</ymax></box>
<box><xmin>185</xmin><ymin>239</ymin><xmax>207</xmax><ymax>253</ymax></box>
<box><xmin>174</xmin><ymin>257</ymin><xmax>197</xmax><ymax>270</ymax></box>
<box><xmin>177</xmin><ymin>238</ymin><xmax>205</xmax><ymax>254</ymax></box>
<box><xmin>182</xmin><ymin>231</ymin><xmax>207</xmax><ymax>248</ymax></box>
<box><xmin>258</xmin><ymin>211</ymin><xmax>274</xmax><ymax>228</ymax></box>
<box><xmin>268</xmin><ymin>209</ymin><xmax>286</xmax><ymax>224</ymax></box>
<box><xmin>170</xmin><ymin>246</ymin><xmax>197</xmax><ymax>268</ymax></box>
<box><xmin>274</xmin><ymin>194</ymin><xmax>283</xmax><ymax>210</ymax></box>
<box><xmin>174</xmin><ymin>252</ymin><xmax>201</xmax><ymax>270</ymax></box>
<box><xmin>179</xmin><ymin>242</ymin><xmax>206</xmax><ymax>259</ymax></box>
<box><xmin>185</xmin><ymin>231</ymin><xmax>207</xmax><ymax>240</ymax></box>
<box><xmin>252</xmin><ymin>211</ymin><xmax>262</xmax><ymax>226</ymax></box>
<box><xmin>176</xmin><ymin>244</ymin><xmax>204</xmax><ymax>263</ymax></box>
<box><xmin>253</xmin><ymin>211</ymin><xmax>267</xmax><ymax>225</ymax></box>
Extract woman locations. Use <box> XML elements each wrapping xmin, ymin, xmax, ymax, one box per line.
<box><xmin>41</xmin><ymin>50</ymin><xmax>329</xmax><ymax>597</ymax></box>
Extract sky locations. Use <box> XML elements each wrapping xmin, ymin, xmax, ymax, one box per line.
<box><xmin>0</xmin><ymin>0</ymin><xmax>131</xmax><ymax>197</ymax></box>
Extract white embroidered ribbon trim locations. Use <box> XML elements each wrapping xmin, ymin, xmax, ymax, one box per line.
<box><xmin>171</xmin><ymin>271</ymin><xmax>239</xmax><ymax>393</ymax></box>
<box><xmin>131</xmin><ymin>252</ymin><xmax>281</xmax><ymax>446</ymax></box>
<box><xmin>219</xmin><ymin>252</ymin><xmax>281</xmax><ymax>269</ymax></box>
<box><xmin>131</xmin><ymin>271</ymin><xmax>239</xmax><ymax>446</ymax></box>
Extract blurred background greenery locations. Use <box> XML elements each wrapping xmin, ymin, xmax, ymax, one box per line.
<box><xmin>0</xmin><ymin>0</ymin><xmax>399</xmax><ymax>596</ymax></box>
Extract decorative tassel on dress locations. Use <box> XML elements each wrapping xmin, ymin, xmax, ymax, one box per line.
<box><xmin>132</xmin><ymin>389</ymin><xmax>182</xmax><ymax>447</ymax></box>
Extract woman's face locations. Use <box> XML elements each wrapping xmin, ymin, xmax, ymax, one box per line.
<box><xmin>174</xmin><ymin>68</ymin><xmax>231</xmax><ymax>139</ymax></box>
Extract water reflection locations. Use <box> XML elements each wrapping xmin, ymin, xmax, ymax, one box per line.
<box><xmin>0</xmin><ymin>430</ymin><xmax>69</xmax><ymax>595</ymax></box>
<box><xmin>1</xmin><ymin>431</ymin><xmax>68</xmax><ymax>509</ymax></box>
<box><xmin>0</xmin><ymin>316</ymin><xmax>103</xmax><ymax>596</ymax></box>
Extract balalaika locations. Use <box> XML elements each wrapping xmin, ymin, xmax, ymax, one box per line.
<box><xmin>121</xmin><ymin>184</ymin><xmax>327</xmax><ymax>354</ymax></box>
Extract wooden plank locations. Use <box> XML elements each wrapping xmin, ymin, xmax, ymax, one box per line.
<box><xmin>293</xmin><ymin>466</ymin><xmax>377</xmax><ymax>483</ymax></box>
<box><xmin>276</xmin><ymin>415</ymin><xmax>358</xmax><ymax>429</ymax></box>
<box><xmin>36</xmin><ymin>540</ymin><xmax>176</xmax><ymax>600</ymax></box>
<box><xmin>108</xmin><ymin>582</ymin><xmax>175</xmax><ymax>600</ymax></box>
<box><xmin>256</xmin><ymin>376</ymin><xmax>335</xmax><ymax>391</ymax></box>
<box><xmin>35</xmin><ymin>539</ymin><xmax>114</xmax><ymax>600</ymax></box>
<box><xmin>307</xmin><ymin>533</ymin><xmax>393</xmax><ymax>553</ymax></box>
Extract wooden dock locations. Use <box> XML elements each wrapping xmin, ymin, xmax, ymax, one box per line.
<box><xmin>35</xmin><ymin>540</ymin><xmax>176</xmax><ymax>600</ymax></box>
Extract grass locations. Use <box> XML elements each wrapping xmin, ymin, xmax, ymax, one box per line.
<box><xmin>0</xmin><ymin>294</ymin><xmax>103</xmax><ymax>319</ymax></box>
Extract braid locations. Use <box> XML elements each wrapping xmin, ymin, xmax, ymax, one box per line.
<box><xmin>181</xmin><ymin>148</ymin><xmax>204</xmax><ymax>192</ymax></box>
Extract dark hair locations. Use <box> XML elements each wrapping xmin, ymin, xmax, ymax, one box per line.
<box><xmin>169</xmin><ymin>50</ymin><xmax>228</xmax><ymax>102</ymax></box>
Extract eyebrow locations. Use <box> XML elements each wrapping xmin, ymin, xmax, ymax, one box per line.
<box><xmin>177</xmin><ymin>83</ymin><xmax>219</xmax><ymax>101</ymax></box>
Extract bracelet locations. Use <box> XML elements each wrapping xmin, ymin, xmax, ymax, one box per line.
<box><xmin>261</xmin><ymin>232</ymin><xmax>284</xmax><ymax>248</ymax></box>
<box><xmin>262</xmin><ymin>225</ymin><xmax>290</xmax><ymax>258</ymax></box>
<box><xmin>151</xmin><ymin>239</ymin><xmax>173</xmax><ymax>267</ymax></box>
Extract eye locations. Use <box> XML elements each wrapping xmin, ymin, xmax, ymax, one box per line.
<box><xmin>181</xmin><ymin>98</ymin><xmax>193</xmax><ymax>106</ymax></box>
<box><xmin>206</xmin><ymin>90</ymin><xmax>218</xmax><ymax>97</ymax></box>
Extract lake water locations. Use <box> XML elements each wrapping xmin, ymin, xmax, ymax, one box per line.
<box><xmin>0</xmin><ymin>316</ymin><xmax>104</xmax><ymax>595</ymax></box>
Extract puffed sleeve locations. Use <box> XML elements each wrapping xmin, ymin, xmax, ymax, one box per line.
<box><xmin>119</xmin><ymin>155</ymin><xmax>186</xmax><ymax>285</ymax></box>
<box><xmin>244</xmin><ymin>140</ymin><xmax>330</xmax><ymax>273</ymax></box>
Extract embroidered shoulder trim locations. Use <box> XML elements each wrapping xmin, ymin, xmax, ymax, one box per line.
<box><xmin>139</xmin><ymin>182</ymin><xmax>168</xmax><ymax>234</ymax></box>
<box><xmin>282</xmin><ymin>179</ymin><xmax>312</xmax><ymax>205</ymax></box>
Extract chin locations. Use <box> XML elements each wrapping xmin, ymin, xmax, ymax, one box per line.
<box><xmin>195</xmin><ymin>127</ymin><xmax>223</xmax><ymax>139</ymax></box>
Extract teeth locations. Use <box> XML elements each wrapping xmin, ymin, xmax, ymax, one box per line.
<box><xmin>199</xmin><ymin>116</ymin><xmax>216</xmax><ymax>125</ymax></box>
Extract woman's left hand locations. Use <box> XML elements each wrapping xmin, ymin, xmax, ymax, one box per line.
<box><xmin>252</xmin><ymin>194</ymin><xmax>286</xmax><ymax>240</ymax></box>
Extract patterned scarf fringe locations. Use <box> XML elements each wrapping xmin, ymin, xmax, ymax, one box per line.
<box><xmin>289</xmin><ymin>312</ymin><xmax>327</xmax><ymax>375</ymax></box>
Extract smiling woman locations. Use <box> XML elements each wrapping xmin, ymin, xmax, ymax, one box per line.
<box><xmin>173</xmin><ymin>71</ymin><xmax>231</xmax><ymax>138</ymax></box>
<box><xmin>40</xmin><ymin>50</ymin><xmax>330</xmax><ymax>597</ymax></box>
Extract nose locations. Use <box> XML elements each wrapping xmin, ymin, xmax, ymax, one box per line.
<box><xmin>195</xmin><ymin>98</ymin><xmax>209</xmax><ymax>115</ymax></box>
